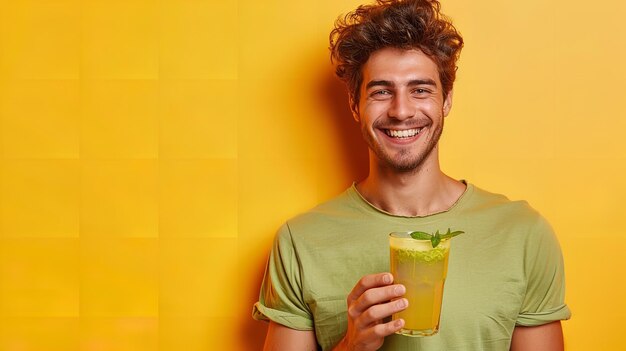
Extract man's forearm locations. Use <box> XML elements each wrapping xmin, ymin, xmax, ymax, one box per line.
<box><xmin>263</xmin><ymin>321</ymin><xmax>317</xmax><ymax>351</ymax></box>
<box><xmin>510</xmin><ymin>321</ymin><xmax>564</xmax><ymax>351</ymax></box>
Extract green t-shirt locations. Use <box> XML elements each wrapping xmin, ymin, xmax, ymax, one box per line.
<box><xmin>253</xmin><ymin>182</ymin><xmax>571</xmax><ymax>350</ymax></box>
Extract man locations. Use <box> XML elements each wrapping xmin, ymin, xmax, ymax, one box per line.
<box><xmin>253</xmin><ymin>0</ymin><xmax>571</xmax><ymax>350</ymax></box>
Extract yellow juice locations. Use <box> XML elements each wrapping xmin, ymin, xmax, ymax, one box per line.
<box><xmin>389</xmin><ymin>233</ymin><xmax>451</xmax><ymax>337</ymax></box>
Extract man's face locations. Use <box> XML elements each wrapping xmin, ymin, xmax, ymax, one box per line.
<box><xmin>355</xmin><ymin>47</ymin><xmax>453</xmax><ymax>172</ymax></box>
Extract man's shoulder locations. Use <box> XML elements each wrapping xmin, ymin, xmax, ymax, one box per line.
<box><xmin>287</xmin><ymin>186</ymin><xmax>363</xmax><ymax>225</ymax></box>
<box><xmin>467</xmin><ymin>184</ymin><xmax>545</xmax><ymax>223</ymax></box>
<box><xmin>461</xmin><ymin>184</ymin><xmax>557</xmax><ymax>249</ymax></box>
<box><xmin>278</xmin><ymin>185</ymin><xmax>371</xmax><ymax>241</ymax></box>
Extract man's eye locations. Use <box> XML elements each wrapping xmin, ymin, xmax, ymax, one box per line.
<box><xmin>413</xmin><ymin>88</ymin><xmax>430</xmax><ymax>94</ymax></box>
<box><xmin>371</xmin><ymin>90</ymin><xmax>392</xmax><ymax>99</ymax></box>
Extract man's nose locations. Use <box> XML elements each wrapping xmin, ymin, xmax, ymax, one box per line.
<box><xmin>388</xmin><ymin>93</ymin><xmax>415</xmax><ymax>120</ymax></box>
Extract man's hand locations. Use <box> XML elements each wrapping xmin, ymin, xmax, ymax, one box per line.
<box><xmin>333</xmin><ymin>273</ymin><xmax>408</xmax><ymax>351</ymax></box>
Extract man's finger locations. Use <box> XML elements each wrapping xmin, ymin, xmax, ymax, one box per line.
<box><xmin>361</xmin><ymin>318</ymin><xmax>405</xmax><ymax>346</ymax></box>
<box><xmin>356</xmin><ymin>298</ymin><xmax>408</xmax><ymax>328</ymax></box>
<box><xmin>347</xmin><ymin>273</ymin><xmax>393</xmax><ymax>304</ymax></box>
<box><xmin>350</xmin><ymin>284</ymin><xmax>406</xmax><ymax>317</ymax></box>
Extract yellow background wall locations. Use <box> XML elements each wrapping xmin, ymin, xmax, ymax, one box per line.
<box><xmin>0</xmin><ymin>0</ymin><xmax>624</xmax><ymax>350</ymax></box>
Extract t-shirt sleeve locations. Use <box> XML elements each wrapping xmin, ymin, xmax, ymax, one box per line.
<box><xmin>252</xmin><ymin>223</ymin><xmax>313</xmax><ymax>330</ymax></box>
<box><xmin>517</xmin><ymin>216</ymin><xmax>572</xmax><ymax>326</ymax></box>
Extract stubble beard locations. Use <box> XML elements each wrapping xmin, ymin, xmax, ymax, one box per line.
<box><xmin>362</xmin><ymin>119</ymin><xmax>444</xmax><ymax>173</ymax></box>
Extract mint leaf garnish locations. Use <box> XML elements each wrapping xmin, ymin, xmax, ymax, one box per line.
<box><xmin>409</xmin><ymin>231</ymin><xmax>431</xmax><ymax>240</ymax></box>
<box><xmin>431</xmin><ymin>230</ymin><xmax>441</xmax><ymax>248</ymax></box>
<box><xmin>440</xmin><ymin>229</ymin><xmax>464</xmax><ymax>240</ymax></box>
<box><xmin>407</xmin><ymin>228</ymin><xmax>464</xmax><ymax>248</ymax></box>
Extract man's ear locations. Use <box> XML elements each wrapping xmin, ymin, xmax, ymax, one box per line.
<box><xmin>349</xmin><ymin>96</ymin><xmax>360</xmax><ymax>122</ymax></box>
<box><xmin>443</xmin><ymin>89</ymin><xmax>454</xmax><ymax>117</ymax></box>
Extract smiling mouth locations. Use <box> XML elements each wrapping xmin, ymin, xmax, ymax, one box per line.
<box><xmin>384</xmin><ymin>128</ymin><xmax>423</xmax><ymax>139</ymax></box>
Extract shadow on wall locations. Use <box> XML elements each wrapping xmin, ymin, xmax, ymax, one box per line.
<box><xmin>317</xmin><ymin>61</ymin><xmax>369</xmax><ymax>186</ymax></box>
<box><xmin>238</xmin><ymin>261</ymin><xmax>270</xmax><ymax>350</ymax></box>
<box><xmin>236</xmin><ymin>45</ymin><xmax>369</xmax><ymax>350</ymax></box>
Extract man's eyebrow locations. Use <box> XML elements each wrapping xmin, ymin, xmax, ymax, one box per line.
<box><xmin>365</xmin><ymin>80</ymin><xmax>394</xmax><ymax>89</ymax></box>
<box><xmin>407</xmin><ymin>79</ymin><xmax>437</xmax><ymax>87</ymax></box>
<box><xmin>365</xmin><ymin>79</ymin><xmax>437</xmax><ymax>90</ymax></box>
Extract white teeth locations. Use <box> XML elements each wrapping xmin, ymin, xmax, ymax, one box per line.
<box><xmin>385</xmin><ymin>128</ymin><xmax>422</xmax><ymax>138</ymax></box>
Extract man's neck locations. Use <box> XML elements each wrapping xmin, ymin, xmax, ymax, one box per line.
<box><xmin>356</xmin><ymin>157</ymin><xmax>466</xmax><ymax>217</ymax></box>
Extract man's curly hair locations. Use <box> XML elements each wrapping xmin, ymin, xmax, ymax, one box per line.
<box><xmin>329</xmin><ymin>0</ymin><xmax>463</xmax><ymax>112</ymax></box>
